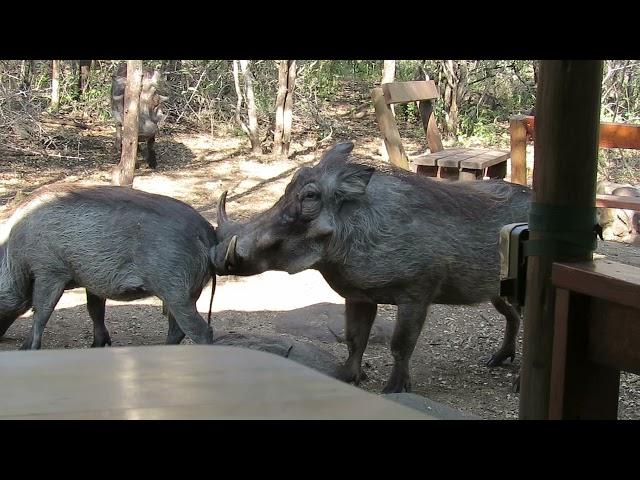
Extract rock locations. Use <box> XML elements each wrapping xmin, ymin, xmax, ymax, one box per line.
<box><xmin>212</xmin><ymin>331</ymin><xmax>341</xmax><ymax>378</ymax></box>
<box><xmin>271</xmin><ymin>302</ymin><xmax>394</xmax><ymax>344</ymax></box>
<box><xmin>382</xmin><ymin>393</ymin><xmax>481</xmax><ymax>420</ymax></box>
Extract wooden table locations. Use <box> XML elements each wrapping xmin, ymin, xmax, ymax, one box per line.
<box><xmin>549</xmin><ymin>259</ymin><xmax>640</xmax><ymax>419</ymax></box>
<box><xmin>0</xmin><ymin>345</ymin><xmax>431</xmax><ymax>420</ymax></box>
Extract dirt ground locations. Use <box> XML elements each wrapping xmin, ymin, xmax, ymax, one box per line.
<box><xmin>1</xmin><ymin>100</ymin><xmax>639</xmax><ymax>420</ymax></box>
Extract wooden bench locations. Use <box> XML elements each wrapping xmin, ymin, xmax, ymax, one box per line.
<box><xmin>510</xmin><ymin>115</ymin><xmax>640</xmax><ymax>213</ymax></box>
<box><xmin>371</xmin><ymin>80</ymin><xmax>510</xmax><ymax>181</ymax></box>
<box><xmin>549</xmin><ymin>260</ymin><xmax>640</xmax><ymax>419</ymax></box>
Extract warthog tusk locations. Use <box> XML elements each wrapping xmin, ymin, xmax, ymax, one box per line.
<box><xmin>225</xmin><ymin>235</ymin><xmax>238</xmax><ymax>269</ymax></box>
<box><xmin>217</xmin><ymin>190</ymin><xmax>229</xmax><ymax>225</ymax></box>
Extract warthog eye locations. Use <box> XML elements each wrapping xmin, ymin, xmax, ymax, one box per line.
<box><xmin>298</xmin><ymin>184</ymin><xmax>321</xmax><ymax>221</ymax></box>
<box><xmin>303</xmin><ymin>191</ymin><xmax>318</xmax><ymax>200</ymax></box>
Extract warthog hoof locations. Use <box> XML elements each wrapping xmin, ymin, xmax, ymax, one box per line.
<box><xmin>381</xmin><ymin>373</ymin><xmax>411</xmax><ymax>394</ymax></box>
<box><xmin>335</xmin><ymin>364</ymin><xmax>368</xmax><ymax>385</ymax></box>
<box><xmin>91</xmin><ymin>336</ymin><xmax>112</xmax><ymax>348</ymax></box>
<box><xmin>512</xmin><ymin>374</ymin><xmax>521</xmax><ymax>393</ymax></box>
<box><xmin>485</xmin><ymin>349</ymin><xmax>516</xmax><ymax>367</ymax></box>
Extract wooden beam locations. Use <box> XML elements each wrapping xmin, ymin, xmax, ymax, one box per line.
<box><xmin>596</xmin><ymin>194</ymin><xmax>640</xmax><ymax>211</ymax></box>
<box><xmin>511</xmin><ymin>115</ymin><xmax>640</xmax><ymax>151</ymax></box>
<box><xmin>418</xmin><ymin>100</ymin><xmax>444</xmax><ymax>153</ymax></box>
<box><xmin>552</xmin><ymin>260</ymin><xmax>640</xmax><ymax>310</ymax></box>
<box><xmin>509</xmin><ymin>115</ymin><xmax>528</xmax><ymax>185</ymax></box>
<box><xmin>382</xmin><ymin>80</ymin><xmax>439</xmax><ymax>105</ymax></box>
<box><xmin>371</xmin><ymin>87</ymin><xmax>409</xmax><ymax>170</ymax></box>
<box><xmin>548</xmin><ymin>289</ymin><xmax>621</xmax><ymax>419</ymax></box>
<box><xmin>519</xmin><ymin>60</ymin><xmax>604</xmax><ymax>420</ymax></box>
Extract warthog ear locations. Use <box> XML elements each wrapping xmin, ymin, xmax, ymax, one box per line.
<box><xmin>318</xmin><ymin>142</ymin><xmax>355</xmax><ymax>167</ymax></box>
<box><xmin>335</xmin><ymin>163</ymin><xmax>374</xmax><ymax>201</ymax></box>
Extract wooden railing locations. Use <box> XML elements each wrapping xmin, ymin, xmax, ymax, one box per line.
<box><xmin>509</xmin><ymin>115</ymin><xmax>640</xmax><ymax>211</ymax></box>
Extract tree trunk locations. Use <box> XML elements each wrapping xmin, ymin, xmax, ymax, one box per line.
<box><xmin>51</xmin><ymin>60</ymin><xmax>60</xmax><ymax>110</ymax></box>
<box><xmin>240</xmin><ymin>60</ymin><xmax>262</xmax><ymax>155</ymax></box>
<box><xmin>439</xmin><ymin>60</ymin><xmax>469</xmax><ymax>139</ymax></box>
<box><xmin>280</xmin><ymin>60</ymin><xmax>297</xmax><ymax>158</ymax></box>
<box><xmin>273</xmin><ymin>60</ymin><xmax>297</xmax><ymax>158</ymax></box>
<box><xmin>77</xmin><ymin>60</ymin><xmax>92</xmax><ymax>98</ymax></box>
<box><xmin>380</xmin><ymin>60</ymin><xmax>396</xmax><ymax>159</ymax></box>
<box><xmin>112</xmin><ymin>60</ymin><xmax>143</xmax><ymax>187</ymax></box>
<box><xmin>273</xmin><ymin>60</ymin><xmax>289</xmax><ymax>156</ymax></box>
<box><xmin>232</xmin><ymin>60</ymin><xmax>251</xmax><ymax>137</ymax></box>
<box><xmin>233</xmin><ymin>60</ymin><xmax>262</xmax><ymax>153</ymax></box>
<box><xmin>20</xmin><ymin>60</ymin><xmax>35</xmax><ymax>89</ymax></box>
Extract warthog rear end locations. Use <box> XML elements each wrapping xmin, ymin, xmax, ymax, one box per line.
<box><xmin>0</xmin><ymin>184</ymin><xmax>217</xmax><ymax>349</ymax></box>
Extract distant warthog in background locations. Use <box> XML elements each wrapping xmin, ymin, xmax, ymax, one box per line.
<box><xmin>596</xmin><ymin>180</ymin><xmax>640</xmax><ymax>243</ymax></box>
<box><xmin>111</xmin><ymin>63</ymin><xmax>168</xmax><ymax>169</ymax></box>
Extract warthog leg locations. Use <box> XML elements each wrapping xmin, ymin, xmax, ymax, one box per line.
<box><xmin>335</xmin><ymin>300</ymin><xmax>377</xmax><ymax>385</ymax></box>
<box><xmin>486</xmin><ymin>296</ymin><xmax>520</xmax><ymax>367</ymax></box>
<box><xmin>382</xmin><ymin>302</ymin><xmax>430</xmax><ymax>394</ymax></box>
<box><xmin>86</xmin><ymin>292</ymin><xmax>111</xmax><ymax>348</ymax></box>
<box><xmin>164</xmin><ymin>299</ymin><xmax>213</xmax><ymax>345</ymax></box>
<box><xmin>166</xmin><ymin>312</ymin><xmax>186</xmax><ymax>345</ymax></box>
<box><xmin>20</xmin><ymin>275</ymin><xmax>67</xmax><ymax>350</ymax></box>
<box><xmin>146</xmin><ymin>136</ymin><xmax>157</xmax><ymax>169</ymax></box>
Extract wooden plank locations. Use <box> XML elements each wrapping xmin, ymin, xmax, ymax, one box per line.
<box><xmin>552</xmin><ymin>260</ymin><xmax>640</xmax><ymax>310</ymax></box>
<box><xmin>437</xmin><ymin>149</ymin><xmax>488</xmax><ymax>167</ymax></box>
<box><xmin>588</xmin><ymin>299</ymin><xmax>640</xmax><ymax>375</ymax></box>
<box><xmin>460</xmin><ymin>150</ymin><xmax>510</xmax><ymax>169</ymax></box>
<box><xmin>599</xmin><ymin>122</ymin><xmax>640</xmax><ymax>149</ymax></box>
<box><xmin>509</xmin><ymin>116</ymin><xmax>530</xmax><ymax>185</ymax></box>
<box><xmin>548</xmin><ymin>289</ymin><xmax>621</xmax><ymax>419</ymax></box>
<box><xmin>511</xmin><ymin>115</ymin><xmax>640</xmax><ymax>150</ymax></box>
<box><xmin>596</xmin><ymin>194</ymin><xmax>640</xmax><ymax>211</ymax></box>
<box><xmin>548</xmin><ymin>288</ymin><xmax>571</xmax><ymax>419</ymax></box>
<box><xmin>418</xmin><ymin>100</ymin><xmax>444</xmax><ymax>153</ymax></box>
<box><xmin>371</xmin><ymin>87</ymin><xmax>409</xmax><ymax>170</ymax></box>
<box><xmin>411</xmin><ymin>148</ymin><xmax>470</xmax><ymax>166</ymax></box>
<box><xmin>411</xmin><ymin>153</ymin><xmax>438</xmax><ymax>166</ymax></box>
<box><xmin>382</xmin><ymin>80</ymin><xmax>440</xmax><ymax>105</ymax></box>
<box><xmin>424</xmin><ymin>148</ymin><xmax>470</xmax><ymax>160</ymax></box>
<box><xmin>0</xmin><ymin>346</ymin><xmax>431</xmax><ymax>420</ymax></box>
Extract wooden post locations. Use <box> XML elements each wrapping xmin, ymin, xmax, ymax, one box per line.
<box><xmin>518</xmin><ymin>60</ymin><xmax>604</xmax><ymax>419</ymax></box>
<box><xmin>371</xmin><ymin>87</ymin><xmax>409</xmax><ymax>170</ymax></box>
<box><xmin>548</xmin><ymin>289</ymin><xmax>621</xmax><ymax>419</ymax></box>
<box><xmin>509</xmin><ymin>115</ymin><xmax>528</xmax><ymax>185</ymax></box>
<box><xmin>112</xmin><ymin>60</ymin><xmax>143</xmax><ymax>187</ymax></box>
<box><xmin>418</xmin><ymin>100</ymin><xmax>444</xmax><ymax>154</ymax></box>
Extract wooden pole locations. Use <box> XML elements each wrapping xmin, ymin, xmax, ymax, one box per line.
<box><xmin>371</xmin><ymin>87</ymin><xmax>409</xmax><ymax>170</ymax></box>
<box><xmin>113</xmin><ymin>60</ymin><xmax>143</xmax><ymax>187</ymax></box>
<box><xmin>509</xmin><ymin>115</ymin><xmax>528</xmax><ymax>185</ymax></box>
<box><xmin>519</xmin><ymin>60</ymin><xmax>604</xmax><ymax>419</ymax></box>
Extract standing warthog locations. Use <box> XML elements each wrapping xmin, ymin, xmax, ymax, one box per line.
<box><xmin>111</xmin><ymin>63</ymin><xmax>168</xmax><ymax>169</ymax></box>
<box><xmin>0</xmin><ymin>184</ymin><xmax>216</xmax><ymax>350</ymax></box>
<box><xmin>213</xmin><ymin>142</ymin><xmax>531</xmax><ymax>393</ymax></box>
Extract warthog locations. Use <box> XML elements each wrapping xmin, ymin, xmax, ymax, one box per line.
<box><xmin>0</xmin><ymin>184</ymin><xmax>216</xmax><ymax>349</ymax></box>
<box><xmin>111</xmin><ymin>63</ymin><xmax>168</xmax><ymax>169</ymax></box>
<box><xmin>213</xmin><ymin>142</ymin><xmax>531</xmax><ymax>393</ymax></box>
<box><xmin>596</xmin><ymin>181</ymin><xmax>640</xmax><ymax>243</ymax></box>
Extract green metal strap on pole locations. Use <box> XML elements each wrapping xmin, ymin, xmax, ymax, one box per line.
<box><xmin>523</xmin><ymin>202</ymin><xmax>597</xmax><ymax>258</ymax></box>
